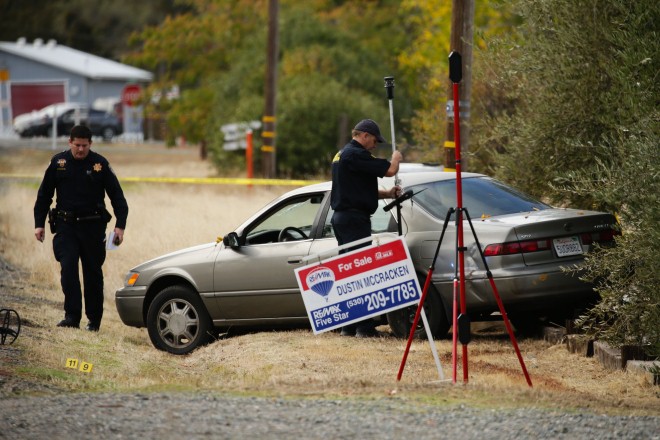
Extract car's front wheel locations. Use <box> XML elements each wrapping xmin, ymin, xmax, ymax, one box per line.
<box><xmin>147</xmin><ymin>285</ymin><xmax>213</xmax><ymax>355</ymax></box>
<box><xmin>387</xmin><ymin>283</ymin><xmax>449</xmax><ymax>339</ymax></box>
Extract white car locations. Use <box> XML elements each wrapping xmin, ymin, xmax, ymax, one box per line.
<box><xmin>13</xmin><ymin>102</ymin><xmax>85</xmax><ymax>137</ymax></box>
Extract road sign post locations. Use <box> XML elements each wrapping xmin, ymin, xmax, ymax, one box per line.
<box><xmin>121</xmin><ymin>84</ymin><xmax>144</xmax><ymax>142</ymax></box>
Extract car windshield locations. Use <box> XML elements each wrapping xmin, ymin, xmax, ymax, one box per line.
<box><xmin>41</xmin><ymin>103</ymin><xmax>79</xmax><ymax>117</ymax></box>
<box><xmin>244</xmin><ymin>194</ymin><xmax>324</xmax><ymax>244</ymax></box>
<box><xmin>410</xmin><ymin>177</ymin><xmax>550</xmax><ymax>220</ymax></box>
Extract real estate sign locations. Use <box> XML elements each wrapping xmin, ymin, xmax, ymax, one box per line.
<box><xmin>295</xmin><ymin>237</ymin><xmax>421</xmax><ymax>334</ymax></box>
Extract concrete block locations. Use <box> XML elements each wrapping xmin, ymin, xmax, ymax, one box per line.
<box><xmin>566</xmin><ymin>334</ymin><xmax>593</xmax><ymax>357</ymax></box>
<box><xmin>564</xmin><ymin>318</ymin><xmax>579</xmax><ymax>335</ymax></box>
<box><xmin>593</xmin><ymin>341</ymin><xmax>654</xmax><ymax>371</ymax></box>
<box><xmin>621</xmin><ymin>345</ymin><xmax>652</xmax><ymax>364</ymax></box>
<box><xmin>594</xmin><ymin>340</ymin><xmax>624</xmax><ymax>370</ymax></box>
<box><xmin>626</xmin><ymin>360</ymin><xmax>660</xmax><ymax>386</ymax></box>
<box><xmin>542</xmin><ymin>326</ymin><xmax>565</xmax><ymax>344</ymax></box>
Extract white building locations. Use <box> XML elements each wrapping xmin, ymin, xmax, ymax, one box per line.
<box><xmin>0</xmin><ymin>37</ymin><xmax>153</xmax><ymax>134</ymax></box>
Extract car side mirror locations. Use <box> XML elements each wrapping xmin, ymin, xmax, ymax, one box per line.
<box><xmin>222</xmin><ymin>232</ymin><xmax>241</xmax><ymax>249</ymax></box>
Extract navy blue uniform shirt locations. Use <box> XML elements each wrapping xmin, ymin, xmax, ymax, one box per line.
<box><xmin>330</xmin><ymin>139</ymin><xmax>390</xmax><ymax>214</ymax></box>
<box><xmin>34</xmin><ymin>149</ymin><xmax>128</xmax><ymax>229</ymax></box>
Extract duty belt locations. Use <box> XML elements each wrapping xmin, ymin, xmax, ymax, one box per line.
<box><xmin>343</xmin><ymin>208</ymin><xmax>370</xmax><ymax>215</ymax></box>
<box><xmin>56</xmin><ymin>209</ymin><xmax>103</xmax><ymax>222</ymax></box>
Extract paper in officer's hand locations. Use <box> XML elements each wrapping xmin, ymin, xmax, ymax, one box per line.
<box><xmin>106</xmin><ymin>231</ymin><xmax>119</xmax><ymax>250</ymax></box>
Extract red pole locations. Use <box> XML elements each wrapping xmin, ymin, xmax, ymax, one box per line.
<box><xmin>451</xmin><ymin>278</ymin><xmax>458</xmax><ymax>383</ymax></box>
<box><xmin>488</xmin><ymin>278</ymin><xmax>533</xmax><ymax>386</ymax></box>
<box><xmin>396</xmin><ymin>270</ymin><xmax>434</xmax><ymax>381</ymax></box>
<box><xmin>246</xmin><ymin>129</ymin><xmax>254</xmax><ymax>180</ymax></box>
<box><xmin>453</xmin><ymin>81</ymin><xmax>469</xmax><ymax>383</ymax></box>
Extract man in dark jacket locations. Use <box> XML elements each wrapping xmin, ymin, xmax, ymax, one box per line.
<box><xmin>331</xmin><ymin>119</ymin><xmax>402</xmax><ymax>337</ymax></box>
<box><xmin>34</xmin><ymin>125</ymin><xmax>128</xmax><ymax>332</ymax></box>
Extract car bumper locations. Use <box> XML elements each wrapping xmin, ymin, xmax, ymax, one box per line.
<box><xmin>433</xmin><ymin>269</ymin><xmax>597</xmax><ymax>314</ymax></box>
<box><xmin>115</xmin><ymin>286</ymin><xmax>148</xmax><ymax>327</ymax></box>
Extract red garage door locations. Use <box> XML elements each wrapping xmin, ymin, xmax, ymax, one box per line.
<box><xmin>11</xmin><ymin>83</ymin><xmax>65</xmax><ymax>117</ymax></box>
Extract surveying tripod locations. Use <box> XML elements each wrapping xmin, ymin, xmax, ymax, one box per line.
<box><xmin>397</xmin><ymin>52</ymin><xmax>532</xmax><ymax>386</ymax></box>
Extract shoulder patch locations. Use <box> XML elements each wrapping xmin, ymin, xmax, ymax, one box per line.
<box><xmin>332</xmin><ymin>151</ymin><xmax>341</xmax><ymax>163</ymax></box>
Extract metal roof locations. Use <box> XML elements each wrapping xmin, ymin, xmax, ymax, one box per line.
<box><xmin>0</xmin><ymin>38</ymin><xmax>153</xmax><ymax>81</ymax></box>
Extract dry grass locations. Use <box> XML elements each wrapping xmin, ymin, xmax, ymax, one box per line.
<box><xmin>0</xmin><ymin>143</ymin><xmax>658</xmax><ymax>414</ymax></box>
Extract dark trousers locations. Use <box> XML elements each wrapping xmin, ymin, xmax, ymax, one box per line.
<box><xmin>331</xmin><ymin>210</ymin><xmax>377</xmax><ymax>333</ymax></box>
<box><xmin>52</xmin><ymin>220</ymin><xmax>106</xmax><ymax>323</ymax></box>
<box><xmin>331</xmin><ymin>210</ymin><xmax>372</xmax><ymax>252</ymax></box>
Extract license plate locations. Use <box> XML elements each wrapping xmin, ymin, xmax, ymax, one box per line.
<box><xmin>553</xmin><ymin>236</ymin><xmax>583</xmax><ymax>257</ymax></box>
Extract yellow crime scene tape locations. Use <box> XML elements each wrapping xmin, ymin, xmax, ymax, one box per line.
<box><xmin>0</xmin><ymin>173</ymin><xmax>324</xmax><ymax>187</ymax></box>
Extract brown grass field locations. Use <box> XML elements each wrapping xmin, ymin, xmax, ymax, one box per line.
<box><xmin>0</xmin><ymin>141</ymin><xmax>657</xmax><ymax>415</ymax></box>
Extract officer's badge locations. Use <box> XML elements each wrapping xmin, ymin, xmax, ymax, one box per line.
<box><xmin>93</xmin><ymin>163</ymin><xmax>102</xmax><ymax>172</ymax></box>
<box><xmin>57</xmin><ymin>159</ymin><xmax>66</xmax><ymax>168</ymax></box>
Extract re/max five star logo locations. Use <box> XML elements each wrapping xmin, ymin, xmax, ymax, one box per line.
<box><xmin>305</xmin><ymin>266</ymin><xmax>335</xmax><ymax>302</ymax></box>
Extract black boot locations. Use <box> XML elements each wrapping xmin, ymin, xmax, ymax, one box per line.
<box><xmin>85</xmin><ymin>321</ymin><xmax>101</xmax><ymax>332</ymax></box>
<box><xmin>57</xmin><ymin>315</ymin><xmax>80</xmax><ymax>328</ymax></box>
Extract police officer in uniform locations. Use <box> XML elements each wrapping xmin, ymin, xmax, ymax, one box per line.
<box><xmin>34</xmin><ymin>125</ymin><xmax>128</xmax><ymax>332</ymax></box>
<box><xmin>331</xmin><ymin>119</ymin><xmax>402</xmax><ymax>337</ymax></box>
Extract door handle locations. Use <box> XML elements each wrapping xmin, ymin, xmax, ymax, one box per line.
<box><xmin>287</xmin><ymin>256</ymin><xmax>303</xmax><ymax>264</ymax></box>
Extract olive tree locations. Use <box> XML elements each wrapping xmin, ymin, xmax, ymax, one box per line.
<box><xmin>474</xmin><ymin>0</ymin><xmax>659</xmax><ymax>356</ymax></box>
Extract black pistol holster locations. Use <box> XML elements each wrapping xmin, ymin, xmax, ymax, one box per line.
<box><xmin>47</xmin><ymin>208</ymin><xmax>57</xmax><ymax>233</ymax></box>
<box><xmin>102</xmin><ymin>208</ymin><xmax>112</xmax><ymax>223</ymax></box>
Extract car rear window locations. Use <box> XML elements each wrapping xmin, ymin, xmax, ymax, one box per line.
<box><xmin>410</xmin><ymin>177</ymin><xmax>550</xmax><ymax>220</ymax></box>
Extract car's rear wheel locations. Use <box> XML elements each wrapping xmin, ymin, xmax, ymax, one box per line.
<box><xmin>147</xmin><ymin>285</ymin><xmax>213</xmax><ymax>355</ymax></box>
<box><xmin>387</xmin><ymin>283</ymin><xmax>449</xmax><ymax>339</ymax></box>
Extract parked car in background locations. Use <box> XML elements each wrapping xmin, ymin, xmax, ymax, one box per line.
<box><xmin>115</xmin><ymin>172</ymin><xmax>618</xmax><ymax>354</ymax></box>
<box><xmin>13</xmin><ymin>102</ymin><xmax>83</xmax><ymax>137</ymax></box>
<box><xmin>398</xmin><ymin>162</ymin><xmax>443</xmax><ymax>172</ymax></box>
<box><xmin>13</xmin><ymin>102</ymin><xmax>123</xmax><ymax>141</ymax></box>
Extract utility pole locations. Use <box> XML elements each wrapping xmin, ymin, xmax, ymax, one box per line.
<box><xmin>443</xmin><ymin>0</ymin><xmax>474</xmax><ymax>171</ymax></box>
<box><xmin>262</xmin><ymin>0</ymin><xmax>279</xmax><ymax>178</ymax></box>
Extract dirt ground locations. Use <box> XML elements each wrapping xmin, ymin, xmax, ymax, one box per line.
<box><xmin>0</xmin><ymin>258</ymin><xmax>64</xmax><ymax>396</ymax></box>
<box><xmin>0</xmin><ymin>141</ymin><xmax>658</xmax><ymax>416</ymax></box>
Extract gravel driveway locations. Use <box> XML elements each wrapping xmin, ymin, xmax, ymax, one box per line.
<box><xmin>0</xmin><ymin>392</ymin><xmax>658</xmax><ymax>439</ymax></box>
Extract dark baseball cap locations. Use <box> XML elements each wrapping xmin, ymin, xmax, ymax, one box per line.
<box><xmin>354</xmin><ymin>119</ymin><xmax>386</xmax><ymax>144</ymax></box>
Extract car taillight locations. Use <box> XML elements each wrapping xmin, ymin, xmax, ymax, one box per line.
<box><xmin>484</xmin><ymin>239</ymin><xmax>550</xmax><ymax>256</ymax></box>
<box><xmin>580</xmin><ymin>229</ymin><xmax>620</xmax><ymax>245</ymax></box>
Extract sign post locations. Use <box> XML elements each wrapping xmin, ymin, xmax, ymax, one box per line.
<box><xmin>0</xmin><ymin>69</ymin><xmax>8</xmax><ymax>132</ymax></box>
<box><xmin>121</xmin><ymin>84</ymin><xmax>144</xmax><ymax>142</ymax></box>
<box><xmin>221</xmin><ymin>121</ymin><xmax>261</xmax><ymax>179</ymax></box>
<box><xmin>246</xmin><ymin>129</ymin><xmax>254</xmax><ymax>180</ymax></box>
<box><xmin>121</xmin><ymin>84</ymin><xmax>141</xmax><ymax>107</ymax></box>
<box><xmin>220</xmin><ymin>121</ymin><xmax>261</xmax><ymax>151</ymax></box>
